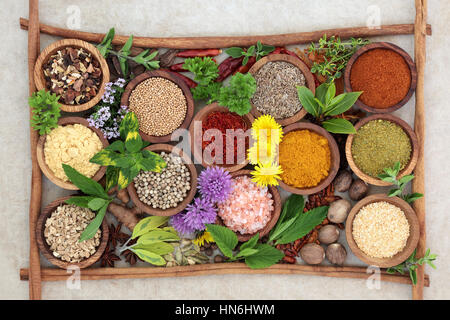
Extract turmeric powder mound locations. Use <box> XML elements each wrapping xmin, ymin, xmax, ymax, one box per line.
<box><xmin>279</xmin><ymin>130</ymin><xmax>331</xmax><ymax>188</ymax></box>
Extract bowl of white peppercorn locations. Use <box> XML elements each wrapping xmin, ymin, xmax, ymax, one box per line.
<box><xmin>36</xmin><ymin>196</ymin><xmax>109</xmax><ymax>269</ymax></box>
<box><xmin>120</xmin><ymin>70</ymin><xmax>195</xmax><ymax>143</ymax></box>
<box><xmin>127</xmin><ymin>144</ymin><xmax>198</xmax><ymax>216</ymax></box>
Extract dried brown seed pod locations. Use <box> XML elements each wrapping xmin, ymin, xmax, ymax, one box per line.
<box><xmin>327</xmin><ymin>199</ymin><xmax>352</xmax><ymax>224</ymax></box>
<box><xmin>318</xmin><ymin>225</ymin><xmax>340</xmax><ymax>244</ymax></box>
<box><xmin>299</xmin><ymin>243</ymin><xmax>325</xmax><ymax>265</ymax></box>
<box><xmin>326</xmin><ymin>243</ymin><xmax>347</xmax><ymax>266</ymax></box>
<box><xmin>349</xmin><ymin>179</ymin><xmax>369</xmax><ymax>201</ymax></box>
<box><xmin>333</xmin><ymin>170</ymin><xmax>353</xmax><ymax>192</ymax></box>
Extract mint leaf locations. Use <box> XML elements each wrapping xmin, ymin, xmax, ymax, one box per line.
<box><xmin>62</xmin><ymin>164</ymin><xmax>109</xmax><ymax>199</ymax></box>
<box><xmin>235</xmin><ymin>248</ymin><xmax>259</xmax><ymax>258</ymax></box>
<box><xmin>206</xmin><ymin>224</ymin><xmax>238</xmax><ymax>258</ymax></box>
<box><xmin>244</xmin><ymin>244</ymin><xmax>284</xmax><ymax>269</ymax></box>
<box><xmin>240</xmin><ymin>233</ymin><xmax>259</xmax><ymax>251</ymax></box>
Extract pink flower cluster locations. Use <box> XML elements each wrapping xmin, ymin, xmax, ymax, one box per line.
<box><xmin>218</xmin><ymin>176</ymin><xmax>274</xmax><ymax>235</ymax></box>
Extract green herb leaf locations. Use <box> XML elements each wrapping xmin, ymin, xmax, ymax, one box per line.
<box><xmin>388</xmin><ymin>188</ymin><xmax>403</xmax><ymax>197</ymax></box>
<box><xmin>89</xmin><ymin>149</ymin><xmax>120</xmax><ymax>166</ymax></box>
<box><xmin>206</xmin><ymin>224</ymin><xmax>238</xmax><ymax>258</ymax></box>
<box><xmin>240</xmin><ymin>233</ymin><xmax>259</xmax><ymax>251</ymax></box>
<box><xmin>117</xmin><ymin>166</ymin><xmax>139</xmax><ymax>190</ymax></box>
<box><xmin>88</xmin><ymin>198</ymin><xmax>107</xmax><ymax>211</ymax></box>
<box><xmin>315</xmin><ymin>82</ymin><xmax>330</xmax><ymax>105</ymax></box>
<box><xmin>105</xmin><ymin>167</ymin><xmax>119</xmax><ymax>192</ymax></box>
<box><xmin>275</xmin><ymin>206</ymin><xmax>328</xmax><ymax>245</ymax></box>
<box><xmin>64</xmin><ymin>196</ymin><xmax>97</xmax><ymax>208</ymax></box>
<box><xmin>399</xmin><ymin>175</ymin><xmax>415</xmax><ymax>185</ymax></box>
<box><xmin>244</xmin><ymin>244</ymin><xmax>284</xmax><ymax>269</ymax></box>
<box><xmin>297</xmin><ymin>86</ymin><xmax>320</xmax><ymax>118</ymax></box>
<box><xmin>29</xmin><ymin>90</ymin><xmax>61</xmax><ymax>135</ymax></box>
<box><xmin>105</xmin><ymin>140</ymin><xmax>125</xmax><ymax>153</ymax></box>
<box><xmin>79</xmin><ymin>203</ymin><xmax>108</xmax><ymax>241</ymax></box>
<box><xmin>96</xmin><ymin>28</ymin><xmax>115</xmax><ymax>57</ymax></box>
<box><xmin>140</xmin><ymin>150</ymin><xmax>166</xmax><ymax>172</ymax></box>
<box><xmin>218</xmin><ymin>72</ymin><xmax>256</xmax><ymax>116</ymax></box>
<box><xmin>132</xmin><ymin>248</ymin><xmax>166</xmax><ymax>266</ymax></box>
<box><xmin>235</xmin><ymin>248</ymin><xmax>259</xmax><ymax>258</ymax></box>
<box><xmin>323</xmin><ymin>91</ymin><xmax>362</xmax><ymax>116</ymax></box>
<box><xmin>183</xmin><ymin>57</ymin><xmax>219</xmax><ymax>86</ymax></box>
<box><xmin>62</xmin><ymin>164</ymin><xmax>109</xmax><ymax>199</ymax></box>
<box><xmin>137</xmin><ymin>230</ymin><xmax>180</xmax><ymax>245</ymax></box>
<box><xmin>402</xmin><ymin>193</ymin><xmax>424</xmax><ymax>203</ymax></box>
<box><xmin>225</xmin><ymin>47</ymin><xmax>245</xmax><ymax>58</ymax></box>
<box><xmin>125</xmin><ymin>130</ymin><xmax>143</xmax><ymax>153</ymax></box>
<box><xmin>269</xmin><ymin>194</ymin><xmax>305</xmax><ymax>242</ymax></box>
<box><xmin>119</xmin><ymin>112</ymin><xmax>140</xmax><ymax>141</ymax></box>
<box><xmin>324</xmin><ymin>82</ymin><xmax>336</xmax><ymax>106</ymax></box>
<box><xmin>322</xmin><ymin>118</ymin><xmax>356</xmax><ymax>134</ymax></box>
<box><xmin>132</xmin><ymin>216</ymin><xmax>170</xmax><ymax>239</ymax></box>
<box><xmin>132</xmin><ymin>241</ymin><xmax>174</xmax><ymax>256</ymax></box>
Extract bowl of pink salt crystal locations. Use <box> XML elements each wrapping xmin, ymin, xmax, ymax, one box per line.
<box><xmin>217</xmin><ymin>170</ymin><xmax>281</xmax><ymax>242</ymax></box>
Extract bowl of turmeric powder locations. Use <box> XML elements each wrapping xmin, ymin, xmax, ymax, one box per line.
<box><xmin>278</xmin><ymin>122</ymin><xmax>340</xmax><ymax>195</ymax></box>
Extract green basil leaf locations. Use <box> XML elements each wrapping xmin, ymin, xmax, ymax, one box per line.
<box><xmin>225</xmin><ymin>47</ymin><xmax>245</xmax><ymax>58</ymax></box>
<box><xmin>322</xmin><ymin>118</ymin><xmax>356</xmax><ymax>134</ymax></box>
<box><xmin>297</xmin><ymin>86</ymin><xmax>320</xmax><ymax>117</ymax></box>
<box><xmin>137</xmin><ymin>230</ymin><xmax>180</xmax><ymax>245</ymax></box>
<box><xmin>323</xmin><ymin>91</ymin><xmax>362</xmax><ymax>116</ymax></box>
<box><xmin>88</xmin><ymin>198</ymin><xmax>107</xmax><ymax>211</ymax></box>
<box><xmin>132</xmin><ymin>242</ymin><xmax>174</xmax><ymax>256</ymax></box>
<box><xmin>79</xmin><ymin>203</ymin><xmax>108</xmax><ymax>242</ymax></box>
<box><xmin>64</xmin><ymin>196</ymin><xmax>97</xmax><ymax>208</ymax></box>
<box><xmin>132</xmin><ymin>216</ymin><xmax>170</xmax><ymax>239</ymax></box>
<box><xmin>244</xmin><ymin>244</ymin><xmax>284</xmax><ymax>269</ymax></box>
<box><xmin>132</xmin><ymin>248</ymin><xmax>166</xmax><ymax>266</ymax></box>
<box><xmin>276</xmin><ymin>206</ymin><xmax>328</xmax><ymax>245</ymax></box>
<box><xmin>240</xmin><ymin>233</ymin><xmax>259</xmax><ymax>251</ymax></box>
<box><xmin>119</xmin><ymin>112</ymin><xmax>140</xmax><ymax>141</ymax></box>
<box><xmin>62</xmin><ymin>164</ymin><xmax>109</xmax><ymax>199</ymax></box>
<box><xmin>206</xmin><ymin>224</ymin><xmax>238</xmax><ymax>258</ymax></box>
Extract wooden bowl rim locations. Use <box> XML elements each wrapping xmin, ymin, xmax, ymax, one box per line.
<box><xmin>127</xmin><ymin>144</ymin><xmax>198</xmax><ymax>216</ymax></box>
<box><xmin>120</xmin><ymin>70</ymin><xmax>195</xmax><ymax>143</ymax></box>
<box><xmin>248</xmin><ymin>54</ymin><xmax>315</xmax><ymax>126</ymax></box>
<box><xmin>278</xmin><ymin>122</ymin><xmax>340</xmax><ymax>195</ymax></box>
<box><xmin>36</xmin><ymin>117</ymin><xmax>109</xmax><ymax>190</ymax></box>
<box><xmin>36</xmin><ymin>196</ymin><xmax>109</xmax><ymax>269</ymax></box>
<box><xmin>345</xmin><ymin>194</ymin><xmax>420</xmax><ymax>268</ymax></box>
<box><xmin>345</xmin><ymin>113</ymin><xmax>419</xmax><ymax>186</ymax></box>
<box><xmin>216</xmin><ymin>170</ymin><xmax>281</xmax><ymax>242</ymax></box>
<box><xmin>343</xmin><ymin>42</ymin><xmax>417</xmax><ymax>113</ymax></box>
<box><xmin>33</xmin><ymin>38</ymin><xmax>110</xmax><ymax>113</ymax></box>
<box><xmin>188</xmin><ymin>102</ymin><xmax>254</xmax><ymax>172</ymax></box>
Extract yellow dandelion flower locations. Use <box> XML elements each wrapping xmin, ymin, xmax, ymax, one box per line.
<box><xmin>251</xmin><ymin>115</ymin><xmax>283</xmax><ymax>145</ymax></box>
<box><xmin>251</xmin><ymin>162</ymin><xmax>283</xmax><ymax>187</ymax></box>
<box><xmin>247</xmin><ymin>142</ymin><xmax>277</xmax><ymax>165</ymax></box>
<box><xmin>193</xmin><ymin>231</ymin><xmax>214</xmax><ymax>247</ymax></box>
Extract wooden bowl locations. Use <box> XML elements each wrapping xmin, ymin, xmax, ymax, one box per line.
<box><xmin>278</xmin><ymin>122</ymin><xmax>340</xmax><ymax>195</ymax></box>
<box><xmin>34</xmin><ymin>39</ymin><xmax>110</xmax><ymax>113</ymax></box>
<box><xmin>127</xmin><ymin>144</ymin><xmax>197</xmax><ymax>216</ymax></box>
<box><xmin>36</xmin><ymin>196</ymin><xmax>109</xmax><ymax>269</ymax></box>
<box><xmin>120</xmin><ymin>70</ymin><xmax>195</xmax><ymax>143</ymax></box>
<box><xmin>345</xmin><ymin>114</ymin><xmax>418</xmax><ymax>186</ymax></box>
<box><xmin>345</xmin><ymin>194</ymin><xmax>420</xmax><ymax>268</ymax></box>
<box><xmin>248</xmin><ymin>54</ymin><xmax>316</xmax><ymax>126</ymax></box>
<box><xmin>189</xmin><ymin>103</ymin><xmax>254</xmax><ymax>172</ymax></box>
<box><xmin>343</xmin><ymin>42</ymin><xmax>417</xmax><ymax>113</ymax></box>
<box><xmin>216</xmin><ymin>170</ymin><xmax>281</xmax><ymax>242</ymax></box>
<box><xmin>36</xmin><ymin>117</ymin><xmax>109</xmax><ymax>190</ymax></box>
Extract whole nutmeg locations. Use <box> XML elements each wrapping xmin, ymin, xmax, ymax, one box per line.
<box><xmin>299</xmin><ymin>243</ymin><xmax>325</xmax><ymax>265</ymax></box>
<box><xmin>328</xmin><ymin>199</ymin><xmax>352</xmax><ymax>224</ymax></box>
<box><xmin>326</xmin><ymin>243</ymin><xmax>347</xmax><ymax>266</ymax></box>
<box><xmin>318</xmin><ymin>225</ymin><xmax>340</xmax><ymax>244</ymax></box>
<box><xmin>334</xmin><ymin>170</ymin><xmax>353</xmax><ymax>192</ymax></box>
<box><xmin>349</xmin><ymin>179</ymin><xmax>369</xmax><ymax>201</ymax></box>
<box><xmin>214</xmin><ymin>255</ymin><xmax>224</xmax><ymax>263</ymax></box>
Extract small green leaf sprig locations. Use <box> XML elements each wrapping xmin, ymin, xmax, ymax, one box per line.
<box><xmin>268</xmin><ymin>194</ymin><xmax>328</xmax><ymax>245</ymax></box>
<box><xmin>29</xmin><ymin>89</ymin><xmax>61</xmax><ymax>135</ymax></box>
<box><xmin>118</xmin><ymin>216</ymin><xmax>179</xmax><ymax>266</ymax></box>
<box><xmin>387</xmin><ymin>249</ymin><xmax>437</xmax><ymax>285</ymax></box>
<box><xmin>184</xmin><ymin>57</ymin><xmax>257</xmax><ymax>115</ymax></box>
<box><xmin>206</xmin><ymin>224</ymin><xmax>284</xmax><ymax>269</ymax></box>
<box><xmin>97</xmin><ymin>28</ymin><xmax>159</xmax><ymax>77</ymax></box>
<box><xmin>90</xmin><ymin>112</ymin><xmax>166</xmax><ymax>191</ymax></box>
<box><xmin>307</xmin><ymin>35</ymin><xmax>369</xmax><ymax>82</ymax></box>
<box><xmin>62</xmin><ymin>164</ymin><xmax>113</xmax><ymax>241</ymax></box>
<box><xmin>378</xmin><ymin>161</ymin><xmax>424</xmax><ymax>203</ymax></box>
<box><xmin>297</xmin><ymin>81</ymin><xmax>362</xmax><ymax>134</ymax></box>
<box><xmin>226</xmin><ymin>41</ymin><xmax>276</xmax><ymax>65</ymax></box>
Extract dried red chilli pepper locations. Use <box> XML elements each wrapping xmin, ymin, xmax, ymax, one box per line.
<box><xmin>176</xmin><ymin>49</ymin><xmax>222</xmax><ymax>58</ymax></box>
<box><xmin>216</xmin><ymin>56</ymin><xmax>244</xmax><ymax>82</ymax></box>
<box><xmin>271</xmin><ymin>46</ymin><xmax>285</xmax><ymax>55</ymax></box>
<box><xmin>234</xmin><ymin>56</ymin><xmax>256</xmax><ymax>74</ymax></box>
<box><xmin>160</xmin><ymin>68</ymin><xmax>197</xmax><ymax>88</ymax></box>
<box><xmin>280</xmin><ymin>48</ymin><xmax>300</xmax><ymax>59</ymax></box>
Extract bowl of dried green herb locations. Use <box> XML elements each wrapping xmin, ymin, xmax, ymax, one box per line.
<box><xmin>345</xmin><ymin>114</ymin><xmax>418</xmax><ymax>186</ymax></box>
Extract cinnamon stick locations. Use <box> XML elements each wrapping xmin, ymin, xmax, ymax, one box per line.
<box><xmin>27</xmin><ymin>0</ymin><xmax>42</xmax><ymax>301</ymax></box>
<box><xmin>19</xmin><ymin>264</ymin><xmax>430</xmax><ymax>287</ymax></box>
<box><xmin>412</xmin><ymin>0</ymin><xmax>428</xmax><ymax>300</ymax></box>
<box><xmin>19</xmin><ymin>18</ymin><xmax>431</xmax><ymax>49</ymax></box>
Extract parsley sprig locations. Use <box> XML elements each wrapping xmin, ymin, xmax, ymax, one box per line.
<box><xmin>29</xmin><ymin>89</ymin><xmax>61</xmax><ymax>135</ymax></box>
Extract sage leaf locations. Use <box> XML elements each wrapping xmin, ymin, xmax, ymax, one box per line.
<box><xmin>240</xmin><ymin>233</ymin><xmax>259</xmax><ymax>251</ymax></box>
<box><xmin>206</xmin><ymin>224</ymin><xmax>238</xmax><ymax>258</ymax></box>
<box><xmin>244</xmin><ymin>244</ymin><xmax>284</xmax><ymax>269</ymax></box>
<box><xmin>79</xmin><ymin>203</ymin><xmax>108</xmax><ymax>242</ymax></box>
<box><xmin>132</xmin><ymin>248</ymin><xmax>166</xmax><ymax>266</ymax></box>
<box><xmin>137</xmin><ymin>230</ymin><xmax>180</xmax><ymax>245</ymax></box>
<box><xmin>132</xmin><ymin>241</ymin><xmax>174</xmax><ymax>256</ymax></box>
<box><xmin>322</xmin><ymin>118</ymin><xmax>356</xmax><ymax>134</ymax></box>
<box><xmin>64</xmin><ymin>196</ymin><xmax>97</xmax><ymax>208</ymax></box>
<box><xmin>62</xmin><ymin>164</ymin><xmax>109</xmax><ymax>199</ymax></box>
<box><xmin>132</xmin><ymin>216</ymin><xmax>170</xmax><ymax>239</ymax></box>
<box><xmin>297</xmin><ymin>86</ymin><xmax>319</xmax><ymax>118</ymax></box>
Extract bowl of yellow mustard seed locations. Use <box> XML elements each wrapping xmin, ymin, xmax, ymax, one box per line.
<box><xmin>120</xmin><ymin>70</ymin><xmax>194</xmax><ymax>143</ymax></box>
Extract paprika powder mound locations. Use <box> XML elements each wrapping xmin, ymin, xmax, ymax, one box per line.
<box><xmin>350</xmin><ymin>48</ymin><xmax>411</xmax><ymax>109</ymax></box>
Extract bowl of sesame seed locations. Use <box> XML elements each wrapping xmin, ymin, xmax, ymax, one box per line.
<box><xmin>345</xmin><ymin>194</ymin><xmax>420</xmax><ymax>268</ymax></box>
<box><xmin>120</xmin><ymin>70</ymin><xmax>195</xmax><ymax>143</ymax></box>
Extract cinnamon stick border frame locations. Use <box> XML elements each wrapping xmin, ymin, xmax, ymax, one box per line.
<box><xmin>21</xmin><ymin>0</ymin><xmax>430</xmax><ymax>300</ymax></box>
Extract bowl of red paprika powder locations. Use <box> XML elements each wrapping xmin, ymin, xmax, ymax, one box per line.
<box><xmin>344</xmin><ymin>42</ymin><xmax>417</xmax><ymax>113</ymax></box>
<box><xmin>189</xmin><ymin>103</ymin><xmax>254</xmax><ymax>172</ymax></box>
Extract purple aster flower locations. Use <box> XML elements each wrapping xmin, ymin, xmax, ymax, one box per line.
<box><xmin>198</xmin><ymin>166</ymin><xmax>232</xmax><ymax>203</ymax></box>
<box><xmin>183</xmin><ymin>198</ymin><xmax>217</xmax><ymax>231</ymax></box>
<box><xmin>170</xmin><ymin>211</ymin><xmax>195</xmax><ymax>236</ymax></box>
